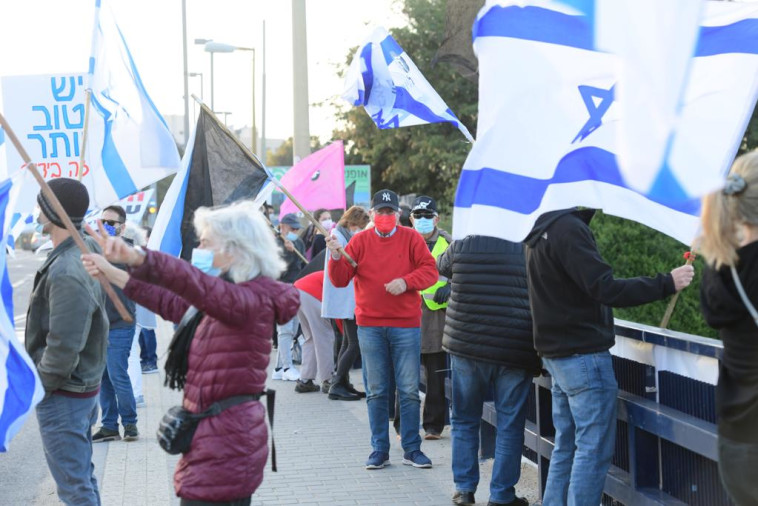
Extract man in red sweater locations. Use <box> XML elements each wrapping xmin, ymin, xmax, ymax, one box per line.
<box><xmin>327</xmin><ymin>189</ymin><xmax>438</xmax><ymax>470</ymax></box>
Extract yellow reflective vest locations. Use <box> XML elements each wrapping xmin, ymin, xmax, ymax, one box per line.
<box><xmin>420</xmin><ymin>234</ymin><xmax>450</xmax><ymax>311</ymax></box>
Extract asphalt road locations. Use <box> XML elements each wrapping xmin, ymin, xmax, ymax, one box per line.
<box><xmin>0</xmin><ymin>250</ymin><xmax>107</xmax><ymax>505</ymax></box>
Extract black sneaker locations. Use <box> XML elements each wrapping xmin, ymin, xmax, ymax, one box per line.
<box><xmin>122</xmin><ymin>424</ymin><xmax>139</xmax><ymax>442</ymax></box>
<box><xmin>92</xmin><ymin>427</ymin><xmax>120</xmax><ymax>443</ymax></box>
<box><xmin>295</xmin><ymin>379</ymin><xmax>320</xmax><ymax>393</ymax></box>
<box><xmin>488</xmin><ymin>497</ymin><xmax>529</xmax><ymax>506</ymax></box>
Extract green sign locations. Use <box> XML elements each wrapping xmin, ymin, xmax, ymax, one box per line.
<box><xmin>269</xmin><ymin>164</ymin><xmax>371</xmax><ymax>211</ymax></box>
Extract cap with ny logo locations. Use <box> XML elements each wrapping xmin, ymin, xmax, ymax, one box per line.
<box><xmin>371</xmin><ymin>189</ymin><xmax>399</xmax><ymax>211</ymax></box>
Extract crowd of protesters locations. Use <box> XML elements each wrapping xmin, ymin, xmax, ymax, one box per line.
<box><xmin>22</xmin><ymin>148</ymin><xmax>757</xmax><ymax>506</ymax></box>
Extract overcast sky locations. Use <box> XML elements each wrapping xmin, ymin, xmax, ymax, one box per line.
<box><xmin>0</xmin><ymin>0</ymin><xmax>406</xmax><ymax>141</ymax></box>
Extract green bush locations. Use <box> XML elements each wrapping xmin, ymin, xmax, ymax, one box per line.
<box><xmin>590</xmin><ymin>212</ymin><xmax>716</xmax><ymax>338</ymax></box>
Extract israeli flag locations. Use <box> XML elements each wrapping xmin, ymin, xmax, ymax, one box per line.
<box><xmin>454</xmin><ymin>0</ymin><xmax>758</xmax><ymax>244</ymax></box>
<box><xmin>0</xmin><ymin>178</ymin><xmax>44</xmax><ymax>451</ymax></box>
<box><xmin>342</xmin><ymin>26</ymin><xmax>474</xmax><ymax>142</ymax></box>
<box><xmin>86</xmin><ymin>0</ymin><xmax>181</xmax><ymax>208</ymax></box>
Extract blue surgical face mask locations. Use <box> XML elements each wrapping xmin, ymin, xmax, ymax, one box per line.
<box><xmin>103</xmin><ymin>223</ymin><xmax>117</xmax><ymax>237</ymax></box>
<box><xmin>286</xmin><ymin>232</ymin><xmax>298</xmax><ymax>242</ymax></box>
<box><xmin>413</xmin><ymin>217</ymin><xmax>435</xmax><ymax>234</ymax></box>
<box><xmin>191</xmin><ymin>248</ymin><xmax>221</xmax><ymax>276</ymax></box>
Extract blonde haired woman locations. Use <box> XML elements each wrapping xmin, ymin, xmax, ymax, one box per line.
<box><xmin>699</xmin><ymin>151</ymin><xmax>758</xmax><ymax>505</ymax></box>
<box><xmin>82</xmin><ymin>201</ymin><xmax>300</xmax><ymax>505</ymax></box>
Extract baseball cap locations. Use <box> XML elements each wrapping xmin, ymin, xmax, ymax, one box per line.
<box><xmin>279</xmin><ymin>213</ymin><xmax>303</xmax><ymax>229</ymax></box>
<box><xmin>371</xmin><ymin>189</ymin><xmax>400</xmax><ymax>211</ymax></box>
<box><xmin>411</xmin><ymin>196</ymin><xmax>437</xmax><ymax>214</ymax></box>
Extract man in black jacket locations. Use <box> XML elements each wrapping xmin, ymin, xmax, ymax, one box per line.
<box><xmin>524</xmin><ymin>209</ymin><xmax>694</xmax><ymax>506</ymax></box>
<box><xmin>438</xmin><ymin>235</ymin><xmax>539</xmax><ymax>506</ymax></box>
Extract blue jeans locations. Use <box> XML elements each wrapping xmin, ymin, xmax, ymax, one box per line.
<box><xmin>275</xmin><ymin>316</ymin><xmax>299</xmax><ymax>370</ymax></box>
<box><xmin>36</xmin><ymin>393</ymin><xmax>101</xmax><ymax>505</ymax></box>
<box><xmin>451</xmin><ymin>355</ymin><xmax>532</xmax><ymax>503</ymax></box>
<box><xmin>357</xmin><ymin>325</ymin><xmax>421</xmax><ymax>454</ymax></box>
<box><xmin>542</xmin><ymin>351</ymin><xmax>618</xmax><ymax>506</ymax></box>
<box><xmin>100</xmin><ymin>327</ymin><xmax>137</xmax><ymax>430</ymax></box>
<box><xmin>138</xmin><ymin>327</ymin><xmax>157</xmax><ymax>367</ymax></box>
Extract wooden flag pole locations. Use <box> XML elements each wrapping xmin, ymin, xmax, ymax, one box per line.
<box><xmin>191</xmin><ymin>95</ymin><xmax>357</xmax><ymax>267</ymax></box>
<box><xmin>262</xmin><ymin>213</ymin><xmax>308</xmax><ymax>264</ymax></box>
<box><xmin>659</xmin><ymin>251</ymin><xmax>696</xmax><ymax>329</ymax></box>
<box><xmin>77</xmin><ymin>89</ymin><xmax>92</xmax><ymax>182</ymax></box>
<box><xmin>0</xmin><ymin>112</ymin><xmax>133</xmax><ymax>323</ymax></box>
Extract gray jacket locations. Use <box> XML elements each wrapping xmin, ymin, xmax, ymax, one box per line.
<box><xmin>25</xmin><ymin>234</ymin><xmax>109</xmax><ymax>393</ymax></box>
<box><xmin>321</xmin><ymin>227</ymin><xmax>356</xmax><ymax>319</ymax></box>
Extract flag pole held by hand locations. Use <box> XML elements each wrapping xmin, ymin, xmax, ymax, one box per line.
<box><xmin>0</xmin><ymin>112</ymin><xmax>133</xmax><ymax>323</ymax></box>
<box><xmin>262</xmin><ymin>213</ymin><xmax>308</xmax><ymax>264</ymax></box>
<box><xmin>269</xmin><ymin>177</ymin><xmax>358</xmax><ymax>267</ymax></box>
<box><xmin>659</xmin><ymin>251</ymin><xmax>696</xmax><ymax>329</ymax></box>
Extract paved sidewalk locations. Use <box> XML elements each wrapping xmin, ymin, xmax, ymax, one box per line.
<box><xmin>91</xmin><ymin>318</ymin><xmax>539</xmax><ymax>505</ymax></box>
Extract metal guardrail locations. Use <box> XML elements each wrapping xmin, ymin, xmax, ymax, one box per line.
<box><xmin>450</xmin><ymin>320</ymin><xmax>728</xmax><ymax>506</ymax></box>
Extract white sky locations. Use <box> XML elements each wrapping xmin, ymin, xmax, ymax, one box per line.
<box><xmin>0</xmin><ymin>0</ymin><xmax>406</xmax><ymax>142</ymax></box>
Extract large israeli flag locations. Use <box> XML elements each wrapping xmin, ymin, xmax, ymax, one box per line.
<box><xmin>0</xmin><ymin>178</ymin><xmax>44</xmax><ymax>451</ymax></box>
<box><xmin>86</xmin><ymin>0</ymin><xmax>181</xmax><ymax>208</ymax></box>
<box><xmin>343</xmin><ymin>27</ymin><xmax>474</xmax><ymax>142</ymax></box>
<box><xmin>454</xmin><ymin>0</ymin><xmax>758</xmax><ymax>244</ymax></box>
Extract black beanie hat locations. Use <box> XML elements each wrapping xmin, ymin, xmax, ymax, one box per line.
<box><xmin>37</xmin><ymin>178</ymin><xmax>90</xmax><ymax>229</ymax></box>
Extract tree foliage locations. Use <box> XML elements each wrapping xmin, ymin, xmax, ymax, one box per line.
<box><xmin>266</xmin><ymin>136</ymin><xmax>324</xmax><ymax>166</ymax></box>
<box><xmin>331</xmin><ymin>0</ymin><xmax>476</xmax><ymax>213</ymax></box>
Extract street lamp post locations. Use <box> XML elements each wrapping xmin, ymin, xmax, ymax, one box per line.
<box><xmin>189</xmin><ymin>72</ymin><xmax>204</xmax><ymax>100</ymax></box>
<box><xmin>203</xmin><ymin>42</ymin><xmax>256</xmax><ymax>153</ymax></box>
<box><xmin>194</xmin><ymin>38</ymin><xmax>213</xmax><ymax>108</ymax></box>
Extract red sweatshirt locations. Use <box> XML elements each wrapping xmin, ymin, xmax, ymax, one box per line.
<box><xmin>328</xmin><ymin>226</ymin><xmax>438</xmax><ymax>327</ymax></box>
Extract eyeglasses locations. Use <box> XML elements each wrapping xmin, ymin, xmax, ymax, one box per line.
<box><xmin>412</xmin><ymin>212</ymin><xmax>436</xmax><ymax>219</ymax></box>
<box><xmin>101</xmin><ymin>219</ymin><xmax>123</xmax><ymax>227</ymax></box>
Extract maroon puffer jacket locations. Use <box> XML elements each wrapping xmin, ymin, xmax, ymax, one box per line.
<box><xmin>123</xmin><ymin>249</ymin><xmax>299</xmax><ymax>502</ymax></box>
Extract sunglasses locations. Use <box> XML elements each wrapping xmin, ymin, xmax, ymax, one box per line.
<box><xmin>101</xmin><ymin>219</ymin><xmax>123</xmax><ymax>227</ymax></box>
<box><xmin>412</xmin><ymin>212</ymin><xmax>436</xmax><ymax>219</ymax></box>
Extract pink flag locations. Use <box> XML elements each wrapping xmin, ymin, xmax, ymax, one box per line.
<box><xmin>279</xmin><ymin>141</ymin><xmax>346</xmax><ymax>216</ymax></box>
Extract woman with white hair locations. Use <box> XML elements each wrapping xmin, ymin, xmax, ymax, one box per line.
<box><xmin>82</xmin><ymin>200</ymin><xmax>300</xmax><ymax>505</ymax></box>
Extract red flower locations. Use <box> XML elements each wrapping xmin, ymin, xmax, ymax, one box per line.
<box><xmin>683</xmin><ymin>251</ymin><xmax>696</xmax><ymax>261</ymax></box>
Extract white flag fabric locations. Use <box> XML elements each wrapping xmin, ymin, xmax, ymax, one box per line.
<box><xmin>596</xmin><ymin>0</ymin><xmax>705</xmax><ymax>194</ymax></box>
<box><xmin>86</xmin><ymin>0</ymin><xmax>180</xmax><ymax>208</ymax></box>
<box><xmin>342</xmin><ymin>26</ymin><xmax>474</xmax><ymax>142</ymax></box>
<box><xmin>453</xmin><ymin>0</ymin><xmax>758</xmax><ymax>245</ymax></box>
<box><xmin>0</xmin><ymin>177</ymin><xmax>44</xmax><ymax>451</ymax></box>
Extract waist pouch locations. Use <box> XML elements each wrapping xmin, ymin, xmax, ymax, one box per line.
<box><xmin>157</xmin><ymin>390</ymin><xmax>277</xmax><ymax>471</ymax></box>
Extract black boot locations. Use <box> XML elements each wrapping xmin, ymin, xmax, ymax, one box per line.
<box><xmin>328</xmin><ymin>375</ymin><xmax>360</xmax><ymax>401</ymax></box>
<box><xmin>345</xmin><ymin>382</ymin><xmax>366</xmax><ymax>398</ymax></box>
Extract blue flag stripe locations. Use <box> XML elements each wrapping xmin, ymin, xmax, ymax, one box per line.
<box><xmin>158</xmin><ymin>151</ymin><xmax>192</xmax><ymax>257</ymax></box>
<box><xmin>0</xmin><ymin>348</ymin><xmax>37</xmax><ymax>452</ymax></box>
<box><xmin>474</xmin><ymin>5</ymin><xmax>758</xmax><ymax>57</ymax></box>
<box><xmin>455</xmin><ymin>147</ymin><xmax>700</xmax><ymax>216</ymax></box>
<box><xmin>114</xmin><ymin>24</ymin><xmax>172</xmax><ymax>132</ymax></box>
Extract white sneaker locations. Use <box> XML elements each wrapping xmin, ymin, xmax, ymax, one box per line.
<box><xmin>282</xmin><ymin>368</ymin><xmax>300</xmax><ymax>382</ymax></box>
<box><xmin>271</xmin><ymin>369</ymin><xmax>283</xmax><ymax>380</ymax></box>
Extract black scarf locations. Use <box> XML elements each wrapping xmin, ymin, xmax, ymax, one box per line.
<box><xmin>164</xmin><ymin>307</ymin><xmax>204</xmax><ymax>391</ymax></box>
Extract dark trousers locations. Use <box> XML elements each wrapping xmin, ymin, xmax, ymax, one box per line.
<box><xmin>719</xmin><ymin>435</ymin><xmax>758</xmax><ymax>506</ymax></box>
<box><xmin>394</xmin><ymin>351</ymin><xmax>448</xmax><ymax>434</ymax></box>
<box><xmin>334</xmin><ymin>319</ymin><xmax>360</xmax><ymax>380</ymax></box>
